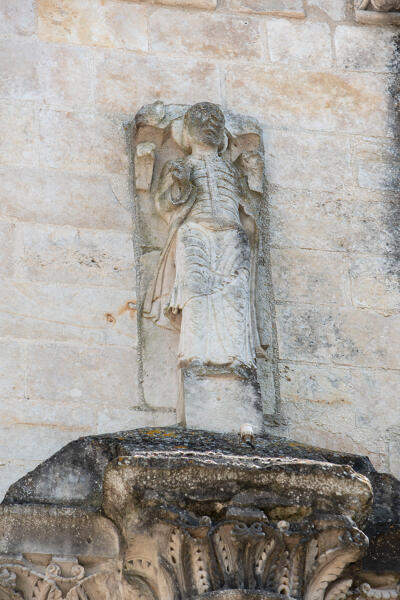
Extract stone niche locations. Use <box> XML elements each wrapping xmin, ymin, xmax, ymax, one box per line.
<box><xmin>133</xmin><ymin>101</ymin><xmax>275</xmax><ymax>433</ymax></box>
<box><xmin>1</xmin><ymin>429</ymin><xmax>400</xmax><ymax>600</ymax></box>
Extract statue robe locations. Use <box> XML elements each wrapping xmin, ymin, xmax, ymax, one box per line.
<box><xmin>143</xmin><ymin>154</ymin><xmax>260</xmax><ymax>370</ymax></box>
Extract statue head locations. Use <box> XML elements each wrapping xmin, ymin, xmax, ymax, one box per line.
<box><xmin>183</xmin><ymin>102</ymin><xmax>225</xmax><ymax>150</ymax></box>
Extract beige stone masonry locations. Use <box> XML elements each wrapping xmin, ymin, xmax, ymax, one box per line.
<box><xmin>95</xmin><ymin>52</ymin><xmax>221</xmax><ymax>113</ymax></box>
<box><xmin>38</xmin><ymin>0</ymin><xmax>148</xmax><ymax>52</ymax></box>
<box><xmin>149</xmin><ymin>10</ymin><xmax>264</xmax><ymax>60</ymax></box>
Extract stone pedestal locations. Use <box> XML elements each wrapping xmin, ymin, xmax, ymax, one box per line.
<box><xmin>181</xmin><ymin>367</ymin><xmax>263</xmax><ymax>433</ymax></box>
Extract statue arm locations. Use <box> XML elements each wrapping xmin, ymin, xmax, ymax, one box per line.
<box><xmin>155</xmin><ymin>159</ymin><xmax>193</xmax><ymax>220</ymax></box>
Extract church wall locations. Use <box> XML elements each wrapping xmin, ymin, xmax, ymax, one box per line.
<box><xmin>0</xmin><ymin>0</ymin><xmax>399</xmax><ymax>499</ymax></box>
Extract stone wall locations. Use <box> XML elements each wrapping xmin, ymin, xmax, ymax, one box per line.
<box><xmin>0</xmin><ymin>0</ymin><xmax>399</xmax><ymax>499</ymax></box>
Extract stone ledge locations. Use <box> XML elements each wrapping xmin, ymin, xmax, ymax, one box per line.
<box><xmin>355</xmin><ymin>9</ymin><xmax>400</xmax><ymax>24</ymax></box>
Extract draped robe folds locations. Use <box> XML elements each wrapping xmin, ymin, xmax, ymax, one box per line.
<box><xmin>143</xmin><ymin>154</ymin><xmax>260</xmax><ymax>370</ymax></box>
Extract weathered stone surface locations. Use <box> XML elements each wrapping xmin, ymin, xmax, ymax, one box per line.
<box><xmin>279</xmin><ymin>363</ymin><xmax>400</xmax><ymax>429</ymax></box>
<box><xmin>183</xmin><ymin>370</ymin><xmax>263</xmax><ymax>433</ymax></box>
<box><xmin>276</xmin><ymin>305</ymin><xmax>400</xmax><ymax>369</ymax></box>
<box><xmin>222</xmin><ymin>0</ymin><xmax>305</xmax><ymax>16</ymax></box>
<box><xmin>0</xmin><ymin>505</ymin><xmax>120</xmax><ymax>556</ymax></box>
<box><xmin>308</xmin><ymin>0</ymin><xmax>347</xmax><ymax>20</ymax></box>
<box><xmin>3</xmin><ymin>426</ymin><xmax>399</xmax><ymax>577</ymax></box>
<box><xmin>149</xmin><ymin>10</ymin><xmax>263</xmax><ymax>60</ymax></box>
<box><xmin>0</xmin><ymin>424</ymin><xmax>92</xmax><ymax>462</ymax></box>
<box><xmin>226</xmin><ymin>68</ymin><xmax>389</xmax><ymax>136</ymax></box>
<box><xmin>335</xmin><ymin>26</ymin><xmax>397</xmax><ymax>73</ymax></box>
<box><xmin>0</xmin><ymin>459</ymin><xmax>40</xmax><ymax>504</ymax></box>
<box><xmin>0</xmin><ymin>341</ymin><xmax>25</xmax><ymax>398</ymax></box>
<box><xmin>14</xmin><ymin>223</ymin><xmax>135</xmax><ymax>288</ymax></box>
<box><xmin>0</xmin><ymin>280</ymin><xmax>137</xmax><ymax>346</ymax></box>
<box><xmin>350</xmin><ymin>255</ymin><xmax>400</xmax><ymax>311</ymax></box>
<box><xmin>0</xmin><ymin>41</ymin><xmax>93</xmax><ymax>109</ymax></box>
<box><xmin>26</xmin><ymin>343</ymin><xmax>138</xmax><ymax>407</ymax></box>
<box><xmin>0</xmin><ymin>0</ymin><xmax>35</xmax><ymax>37</ymax></box>
<box><xmin>39</xmin><ymin>109</ymin><xmax>129</xmax><ymax>174</ymax></box>
<box><xmin>0</xmin><ymin>167</ymin><xmax>131</xmax><ymax>230</ymax></box>
<box><xmin>269</xmin><ymin>187</ymin><xmax>353</xmax><ymax>251</ymax></box>
<box><xmin>0</xmin><ymin>221</ymin><xmax>15</xmax><ymax>278</ymax></box>
<box><xmin>267</xmin><ymin>20</ymin><xmax>332</xmax><ymax>68</ymax></box>
<box><xmin>97</xmin><ymin>408</ymin><xmax>176</xmax><ymax>434</ymax></box>
<box><xmin>271</xmin><ymin>248</ymin><xmax>351</xmax><ymax>305</ymax></box>
<box><xmin>354</xmin><ymin>137</ymin><xmax>399</xmax><ymax>192</ymax></box>
<box><xmin>263</xmin><ymin>130</ymin><xmax>352</xmax><ymax>192</ymax></box>
<box><xmin>38</xmin><ymin>0</ymin><xmax>148</xmax><ymax>51</ymax></box>
<box><xmin>0</xmin><ymin>102</ymin><xmax>37</xmax><ymax>167</ymax></box>
<box><xmin>95</xmin><ymin>52</ymin><xmax>221</xmax><ymax>114</ymax></box>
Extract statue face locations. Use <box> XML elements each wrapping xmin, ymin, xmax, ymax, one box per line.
<box><xmin>184</xmin><ymin>102</ymin><xmax>225</xmax><ymax>149</ymax></box>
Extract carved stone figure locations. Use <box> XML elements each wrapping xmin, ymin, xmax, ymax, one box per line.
<box><xmin>135</xmin><ymin>102</ymin><xmax>268</xmax><ymax>431</ymax></box>
<box><xmin>143</xmin><ymin>103</ymin><xmax>259</xmax><ymax>372</ymax></box>
<box><xmin>356</xmin><ymin>0</ymin><xmax>400</xmax><ymax>10</ymax></box>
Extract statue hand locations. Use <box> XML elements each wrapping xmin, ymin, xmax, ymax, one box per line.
<box><xmin>170</xmin><ymin>161</ymin><xmax>191</xmax><ymax>185</ymax></box>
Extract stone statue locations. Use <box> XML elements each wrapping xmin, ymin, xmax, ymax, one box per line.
<box><xmin>143</xmin><ymin>102</ymin><xmax>259</xmax><ymax>374</ymax></box>
<box><xmin>135</xmin><ymin>101</ymin><xmax>268</xmax><ymax>431</ymax></box>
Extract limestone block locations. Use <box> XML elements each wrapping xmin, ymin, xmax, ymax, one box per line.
<box><xmin>307</xmin><ymin>0</ymin><xmax>347</xmax><ymax>20</ymax></box>
<box><xmin>149</xmin><ymin>9</ymin><xmax>263</xmax><ymax>60</ymax></box>
<box><xmin>354</xmin><ymin>136</ymin><xmax>399</xmax><ymax>193</ymax></box>
<box><xmin>0</xmin><ymin>167</ymin><xmax>131</xmax><ymax>231</ymax></box>
<box><xmin>280</xmin><ymin>363</ymin><xmax>400</xmax><ymax>438</ymax></box>
<box><xmin>38</xmin><ymin>43</ymin><xmax>94</xmax><ymax>109</ymax></box>
<box><xmin>222</xmin><ymin>0</ymin><xmax>305</xmax><ymax>16</ymax></box>
<box><xmin>226</xmin><ymin>67</ymin><xmax>389</xmax><ymax>136</ymax></box>
<box><xmin>285</xmin><ymin>423</ymin><xmax>388</xmax><ymax>472</ymax></box>
<box><xmin>269</xmin><ymin>188</ymin><xmax>353</xmax><ymax>252</ymax></box>
<box><xmin>271</xmin><ymin>248</ymin><xmax>351</xmax><ymax>305</ymax></box>
<box><xmin>349</xmin><ymin>255</ymin><xmax>400</xmax><ymax>311</ymax></box>
<box><xmin>276</xmin><ymin>305</ymin><xmax>400</xmax><ymax>369</ymax></box>
<box><xmin>0</xmin><ymin>280</ymin><xmax>137</xmax><ymax>346</ymax></box>
<box><xmin>0</xmin><ymin>0</ymin><xmax>35</xmax><ymax>37</ymax></box>
<box><xmin>350</xmin><ymin>197</ymin><xmax>396</xmax><ymax>255</ymax></box>
<box><xmin>142</xmin><ymin>318</ymin><xmax>180</xmax><ymax>409</ymax></box>
<box><xmin>263</xmin><ymin>130</ymin><xmax>352</xmax><ymax>192</ymax></box>
<box><xmin>95</xmin><ymin>52</ymin><xmax>221</xmax><ymax>114</ymax></box>
<box><xmin>351</xmin><ymin>368</ymin><xmax>400</xmax><ymax>432</ymax></box>
<box><xmin>0</xmin><ymin>341</ymin><xmax>25</xmax><ymax>398</ymax></box>
<box><xmin>0</xmin><ymin>101</ymin><xmax>37</xmax><ymax>167</ymax></box>
<box><xmin>0</xmin><ymin>41</ymin><xmax>39</xmax><ymax>100</ymax></box>
<box><xmin>14</xmin><ymin>223</ymin><xmax>135</xmax><ymax>288</ymax></box>
<box><xmin>0</xmin><ymin>41</ymin><xmax>93</xmax><ymax>109</ymax></box>
<box><xmin>267</xmin><ymin>20</ymin><xmax>332</xmax><ymax>68</ymax></box>
<box><xmin>38</xmin><ymin>0</ymin><xmax>148</xmax><ymax>52</ymax></box>
<box><xmin>335</xmin><ymin>26</ymin><xmax>397</xmax><ymax>73</ymax></box>
<box><xmin>26</xmin><ymin>343</ymin><xmax>138</xmax><ymax>407</ymax></box>
<box><xmin>0</xmin><ymin>397</ymin><xmax>96</xmax><ymax>429</ymax></box>
<box><xmin>279</xmin><ymin>362</ymin><xmax>354</xmax><ymax>406</ymax></box>
<box><xmin>0</xmin><ymin>424</ymin><xmax>92</xmax><ymax>461</ymax></box>
<box><xmin>97</xmin><ymin>408</ymin><xmax>176</xmax><ymax>433</ymax></box>
<box><xmin>0</xmin><ymin>221</ymin><xmax>15</xmax><ymax>278</ymax></box>
<box><xmin>39</xmin><ymin>109</ymin><xmax>128</xmax><ymax>174</ymax></box>
<box><xmin>183</xmin><ymin>370</ymin><xmax>263</xmax><ymax>433</ymax></box>
<box><xmin>150</xmin><ymin>0</ymin><xmax>217</xmax><ymax>8</ymax></box>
